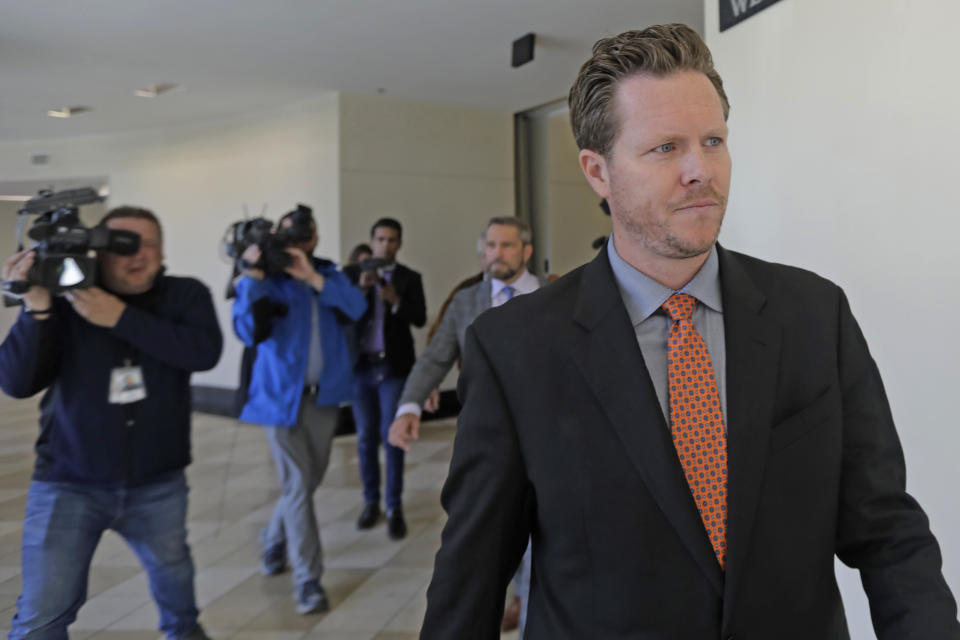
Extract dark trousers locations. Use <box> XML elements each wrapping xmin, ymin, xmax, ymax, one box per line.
<box><xmin>352</xmin><ymin>363</ymin><xmax>406</xmax><ymax>511</ymax></box>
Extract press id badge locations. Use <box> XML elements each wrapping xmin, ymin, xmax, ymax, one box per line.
<box><xmin>109</xmin><ymin>365</ymin><xmax>147</xmax><ymax>404</ymax></box>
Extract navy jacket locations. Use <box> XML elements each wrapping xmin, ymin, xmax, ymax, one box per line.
<box><xmin>0</xmin><ymin>274</ymin><xmax>223</xmax><ymax>487</ymax></box>
<box><xmin>232</xmin><ymin>259</ymin><xmax>366</xmax><ymax>426</ymax></box>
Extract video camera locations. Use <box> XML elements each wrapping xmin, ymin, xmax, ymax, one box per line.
<box><xmin>222</xmin><ymin>204</ymin><xmax>316</xmax><ymax>299</ymax></box>
<box><xmin>2</xmin><ymin>188</ymin><xmax>140</xmax><ymax>303</ymax></box>
<box><xmin>357</xmin><ymin>257</ymin><xmax>391</xmax><ymax>275</ymax></box>
<box><xmin>223</xmin><ymin>204</ymin><xmax>314</xmax><ymax>278</ymax></box>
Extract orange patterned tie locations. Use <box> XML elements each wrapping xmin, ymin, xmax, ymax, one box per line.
<box><xmin>661</xmin><ymin>293</ymin><xmax>728</xmax><ymax>568</ymax></box>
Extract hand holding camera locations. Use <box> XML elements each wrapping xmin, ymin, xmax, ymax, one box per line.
<box><xmin>356</xmin><ymin>257</ymin><xmax>391</xmax><ymax>291</ymax></box>
<box><xmin>2</xmin><ymin>250</ymin><xmax>51</xmax><ymax>314</ymax></box>
<box><xmin>284</xmin><ymin>248</ymin><xmax>325</xmax><ymax>292</ymax></box>
<box><xmin>358</xmin><ymin>269</ymin><xmax>379</xmax><ymax>289</ymax></box>
<box><xmin>380</xmin><ymin>282</ymin><xmax>399</xmax><ymax>307</ymax></box>
<box><xmin>64</xmin><ymin>288</ymin><xmax>125</xmax><ymax>328</ymax></box>
<box><xmin>240</xmin><ymin>245</ymin><xmax>265</xmax><ymax>280</ymax></box>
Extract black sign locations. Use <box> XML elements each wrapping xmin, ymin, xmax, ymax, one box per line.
<box><xmin>720</xmin><ymin>0</ymin><xmax>785</xmax><ymax>32</ymax></box>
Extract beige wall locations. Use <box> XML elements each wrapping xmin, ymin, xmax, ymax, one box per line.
<box><xmin>525</xmin><ymin>108</ymin><xmax>610</xmax><ymax>279</ymax></box>
<box><xmin>0</xmin><ymin>92</ymin><xmax>516</xmax><ymax>391</ymax></box>
<box><xmin>543</xmin><ymin>111</ymin><xmax>610</xmax><ymax>278</ymax></box>
<box><xmin>339</xmin><ymin>93</ymin><xmax>515</xmax><ymax>367</ymax></box>
<box><xmin>704</xmin><ymin>1</ymin><xmax>960</xmax><ymax>635</ymax></box>
<box><xmin>0</xmin><ymin>94</ymin><xmax>341</xmax><ymax>388</ymax></box>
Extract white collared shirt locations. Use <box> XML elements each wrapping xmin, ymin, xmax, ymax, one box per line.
<box><xmin>490</xmin><ymin>270</ymin><xmax>540</xmax><ymax>308</ymax></box>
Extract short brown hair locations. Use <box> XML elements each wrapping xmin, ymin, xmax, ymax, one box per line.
<box><xmin>484</xmin><ymin>216</ymin><xmax>532</xmax><ymax>245</ymax></box>
<box><xmin>100</xmin><ymin>205</ymin><xmax>163</xmax><ymax>242</ymax></box>
<box><xmin>568</xmin><ymin>23</ymin><xmax>729</xmax><ymax>156</ymax></box>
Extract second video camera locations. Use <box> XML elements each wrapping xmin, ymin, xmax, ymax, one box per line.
<box><xmin>224</xmin><ymin>204</ymin><xmax>315</xmax><ymax>277</ymax></box>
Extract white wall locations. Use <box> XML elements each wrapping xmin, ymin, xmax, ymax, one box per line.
<box><xmin>704</xmin><ymin>1</ymin><xmax>960</xmax><ymax>635</ymax></box>
<box><xmin>339</xmin><ymin>93</ymin><xmax>515</xmax><ymax>386</ymax></box>
<box><xmin>0</xmin><ymin>94</ymin><xmax>341</xmax><ymax>388</ymax></box>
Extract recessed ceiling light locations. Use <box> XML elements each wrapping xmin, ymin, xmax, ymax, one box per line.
<box><xmin>47</xmin><ymin>106</ymin><xmax>92</xmax><ymax>118</ymax></box>
<box><xmin>135</xmin><ymin>83</ymin><xmax>181</xmax><ymax>98</ymax></box>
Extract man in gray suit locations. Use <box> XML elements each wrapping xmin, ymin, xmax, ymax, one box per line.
<box><xmin>388</xmin><ymin>216</ymin><xmax>538</xmax><ymax>451</ymax></box>
<box><xmin>389</xmin><ymin>215</ymin><xmax>539</xmax><ymax>634</ymax></box>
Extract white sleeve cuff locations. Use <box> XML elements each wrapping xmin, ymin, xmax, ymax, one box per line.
<box><xmin>395</xmin><ymin>402</ymin><xmax>422</xmax><ymax>419</ymax></box>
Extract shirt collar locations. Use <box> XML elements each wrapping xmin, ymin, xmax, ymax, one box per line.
<box><xmin>491</xmin><ymin>270</ymin><xmax>539</xmax><ymax>299</ymax></box>
<box><xmin>606</xmin><ymin>236</ymin><xmax>722</xmax><ymax>327</ymax></box>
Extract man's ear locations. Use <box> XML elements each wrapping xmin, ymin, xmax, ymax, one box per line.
<box><xmin>522</xmin><ymin>243</ymin><xmax>533</xmax><ymax>264</ymax></box>
<box><xmin>579</xmin><ymin>149</ymin><xmax>611</xmax><ymax>199</ymax></box>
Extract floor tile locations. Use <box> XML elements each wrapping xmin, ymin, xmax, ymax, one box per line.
<box><xmin>0</xmin><ymin>392</ymin><xmax>519</xmax><ymax>638</ymax></box>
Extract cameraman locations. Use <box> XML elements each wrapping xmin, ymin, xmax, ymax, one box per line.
<box><xmin>0</xmin><ymin>206</ymin><xmax>222</xmax><ymax>640</ymax></box>
<box><xmin>231</xmin><ymin>209</ymin><xmax>366</xmax><ymax>615</ymax></box>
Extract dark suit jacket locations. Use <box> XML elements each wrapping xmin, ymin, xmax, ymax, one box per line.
<box><xmin>421</xmin><ymin>245</ymin><xmax>959</xmax><ymax>640</ymax></box>
<box><xmin>346</xmin><ymin>262</ymin><xmax>426</xmax><ymax>377</ymax></box>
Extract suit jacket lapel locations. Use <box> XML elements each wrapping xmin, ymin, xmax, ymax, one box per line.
<box><xmin>474</xmin><ymin>280</ymin><xmax>492</xmax><ymax>314</ymax></box>
<box><xmin>389</xmin><ymin>263</ymin><xmax>406</xmax><ymax>296</ymax></box>
<box><xmin>715</xmin><ymin>246</ymin><xmax>781</xmax><ymax>625</ymax></box>
<box><xmin>571</xmin><ymin>248</ymin><xmax>724</xmax><ymax>594</ymax></box>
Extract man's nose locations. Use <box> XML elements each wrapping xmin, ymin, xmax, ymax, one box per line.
<box><xmin>681</xmin><ymin>147</ymin><xmax>712</xmax><ymax>186</ymax></box>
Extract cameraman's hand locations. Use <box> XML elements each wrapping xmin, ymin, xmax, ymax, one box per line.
<box><xmin>2</xmin><ymin>250</ymin><xmax>51</xmax><ymax>313</ymax></box>
<box><xmin>380</xmin><ymin>282</ymin><xmax>399</xmax><ymax>307</ymax></box>
<box><xmin>358</xmin><ymin>270</ymin><xmax>379</xmax><ymax>289</ymax></box>
<box><xmin>65</xmin><ymin>287</ymin><xmax>126</xmax><ymax>328</ymax></box>
<box><xmin>240</xmin><ymin>245</ymin><xmax>265</xmax><ymax>280</ymax></box>
<box><xmin>285</xmin><ymin>248</ymin><xmax>325</xmax><ymax>292</ymax></box>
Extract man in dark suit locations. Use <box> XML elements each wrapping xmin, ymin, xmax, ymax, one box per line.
<box><xmin>420</xmin><ymin>24</ymin><xmax>960</xmax><ymax>639</ymax></box>
<box><xmin>347</xmin><ymin>217</ymin><xmax>426</xmax><ymax>540</ymax></box>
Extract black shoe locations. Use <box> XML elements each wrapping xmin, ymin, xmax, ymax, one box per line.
<box><xmin>387</xmin><ymin>508</ymin><xmax>407</xmax><ymax>540</ymax></box>
<box><xmin>179</xmin><ymin>625</ymin><xmax>212</xmax><ymax>640</ymax></box>
<box><xmin>357</xmin><ymin>503</ymin><xmax>381</xmax><ymax>530</ymax></box>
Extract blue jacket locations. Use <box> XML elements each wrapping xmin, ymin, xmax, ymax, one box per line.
<box><xmin>232</xmin><ymin>259</ymin><xmax>366</xmax><ymax>426</ymax></box>
<box><xmin>0</xmin><ymin>275</ymin><xmax>223</xmax><ymax>487</ymax></box>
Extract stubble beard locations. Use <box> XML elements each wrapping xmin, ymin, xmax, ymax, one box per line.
<box><xmin>487</xmin><ymin>261</ymin><xmax>521</xmax><ymax>281</ymax></box>
<box><xmin>613</xmin><ymin>191</ymin><xmax>727</xmax><ymax>260</ymax></box>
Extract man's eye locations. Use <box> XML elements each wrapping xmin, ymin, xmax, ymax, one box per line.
<box><xmin>705</xmin><ymin>137</ymin><xmax>723</xmax><ymax>147</ymax></box>
<box><xmin>653</xmin><ymin>143</ymin><xmax>675</xmax><ymax>153</ymax></box>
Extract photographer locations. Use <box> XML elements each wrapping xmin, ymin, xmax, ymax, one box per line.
<box><xmin>0</xmin><ymin>206</ymin><xmax>221</xmax><ymax>640</ymax></box>
<box><xmin>344</xmin><ymin>218</ymin><xmax>426</xmax><ymax>541</ymax></box>
<box><xmin>231</xmin><ymin>208</ymin><xmax>366</xmax><ymax>615</ymax></box>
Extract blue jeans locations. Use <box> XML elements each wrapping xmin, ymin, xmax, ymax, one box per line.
<box><xmin>352</xmin><ymin>363</ymin><xmax>406</xmax><ymax>511</ymax></box>
<box><xmin>9</xmin><ymin>472</ymin><xmax>200</xmax><ymax>640</ymax></box>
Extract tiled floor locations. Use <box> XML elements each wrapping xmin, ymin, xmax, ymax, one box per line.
<box><xmin>0</xmin><ymin>394</ymin><xmax>520</xmax><ymax>639</ymax></box>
